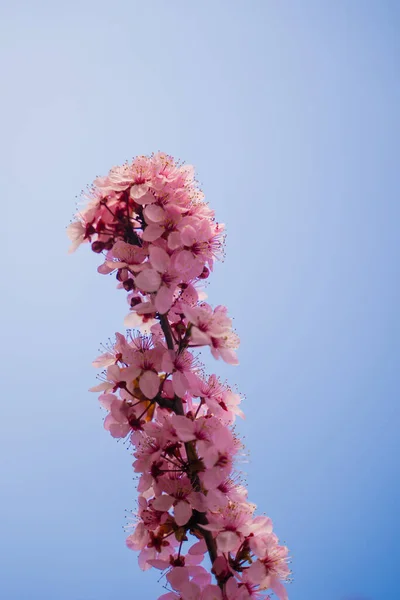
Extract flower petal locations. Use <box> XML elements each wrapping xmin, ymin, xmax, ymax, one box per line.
<box><xmin>133</xmin><ymin>191</ymin><xmax>156</xmax><ymax>205</ymax></box>
<box><xmin>216</xmin><ymin>531</ymin><xmax>239</xmax><ymax>553</ymax></box>
<box><xmin>98</xmin><ymin>393</ymin><xmax>117</xmax><ymax>410</ymax></box>
<box><xmin>180</xmin><ymin>225</ymin><xmax>197</xmax><ymax>247</ymax></box>
<box><xmin>92</xmin><ymin>352</ymin><xmax>115</xmax><ymax>368</ymax></box>
<box><xmin>172</xmin><ymin>415</ymin><xmax>196</xmax><ymax>442</ymax></box>
<box><xmin>142</xmin><ymin>224</ymin><xmax>163</xmax><ymax>242</ymax></box>
<box><xmin>135</xmin><ymin>269</ymin><xmax>162</xmax><ymax>292</ymax></box>
<box><xmin>167</xmin><ymin>567</ymin><xmax>190</xmax><ymax>591</ymax></box>
<box><xmin>155</xmin><ymin>286</ymin><xmax>175</xmax><ymax>314</ymax></box>
<box><xmin>139</xmin><ymin>370</ymin><xmax>160</xmax><ymax>399</ymax></box>
<box><xmin>173</xmin><ymin>249</ymin><xmax>194</xmax><ymax>273</ymax></box>
<box><xmin>201</xmin><ymin>585</ymin><xmax>222</xmax><ymax>600</ymax></box>
<box><xmin>144</xmin><ymin>203</ymin><xmax>165</xmax><ymax>223</ymax></box>
<box><xmin>174</xmin><ymin>500</ymin><xmax>192</xmax><ymax>526</ymax></box>
<box><xmin>149</xmin><ymin>246</ymin><xmax>170</xmax><ymax>272</ymax></box>
<box><xmin>152</xmin><ymin>494</ymin><xmax>174</xmax><ymax>512</ymax></box>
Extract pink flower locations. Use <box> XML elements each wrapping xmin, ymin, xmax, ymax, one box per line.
<box><xmin>201</xmin><ymin>503</ymin><xmax>254</xmax><ymax>553</ymax></box>
<box><xmin>223</xmin><ymin>578</ymin><xmax>254</xmax><ymax>600</ymax></box>
<box><xmin>92</xmin><ymin>332</ymin><xmax>136</xmax><ymax>368</ymax></box>
<box><xmin>94</xmin><ymin>163</ymin><xmax>135</xmax><ymax>193</ymax></box>
<box><xmin>162</xmin><ymin>350</ymin><xmax>198</xmax><ymax>397</ymax></box>
<box><xmin>203</xmin><ymin>477</ymin><xmax>248</xmax><ymax>510</ymax></box>
<box><xmin>245</xmin><ymin>533</ymin><xmax>290</xmax><ymax>600</ymax></box>
<box><xmin>171</xmin><ymin>217</ymin><xmax>224</xmax><ymax>277</ymax></box>
<box><xmin>153</xmin><ymin>476</ymin><xmax>205</xmax><ymax>526</ymax></box>
<box><xmin>148</xmin><ymin>245</ymin><xmax>180</xmax><ymax>314</ymax></box>
<box><xmin>171</xmin><ymin>415</ymin><xmax>229</xmax><ymax>468</ymax></box>
<box><xmin>103</xmin><ymin>397</ymin><xmax>135</xmax><ymax>438</ymax></box>
<box><xmin>199</xmin><ymin>384</ymin><xmax>244</xmax><ymax>426</ymax></box>
<box><xmin>89</xmin><ymin>363</ymin><xmax>138</xmax><ymax>393</ymax></box>
<box><xmin>183</xmin><ymin>304</ymin><xmax>240</xmax><ymax>364</ymax></box>
<box><xmin>165</xmin><ymin>565</ymin><xmax>217</xmax><ymax>600</ymax></box>
<box><xmin>107</xmin><ymin>240</ymin><xmax>147</xmax><ymax>270</ymax></box>
<box><xmin>124</xmin><ymin>301</ymin><xmax>157</xmax><ymax>334</ymax></box>
<box><xmin>137</xmin><ymin>531</ymin><xmax>178</xmax><ymax>571</ymax></box>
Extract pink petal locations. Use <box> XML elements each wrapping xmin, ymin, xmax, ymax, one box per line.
<box><xmin>251</xmin><ymin>516</ymin><xmax>273</xmax><ymax>534</ymax></box>
<box><xmin>174</xmin><ymin>500</ymin><xmax>192</xmax><ymax>526</ymax></box>
<box><xmin>172</xmin><ymin>415</ymin><xmax>196</xmax><ymax>442</ymax></box>
<box><xmin>213</xmin><ymin>427</ymin><xmax>234</xmax><ymax>452</ymax></box>
<box><xmin>136</xmin><ymin>301</ymin><xmax>157</xmax><ymax>314</ymax></box>
<box><xmin>180</xmin><ymin>225</ymin><xmax>197</xmax><ymax>247</ymax></box>
<box><xmin>97</xmin><ymin>262</ymin><xmax>115</xmax><ymax>274</ymax></box>
<box><xmin>138</xmin><ymin>547</ymin><xmax>153</xmax><ymax>570</ymax></box>
<box><xmin>155</xmin><ymin>286</ymin><xmax>175</xmax><ymax>314</ymax></box>
<box><xmin>201</xmin><ymin>585</ymin><xmax>222</xmax><ymax>600</ymax></box>
<box><xmin>124</xmin><ymin>311</ymin><xmax>145</xmax><ymax>329</ymax></box>
<box><xmin>180</xmin><ymin>582</ymin><xmax>201</xmax><ymax>600</ymax></box>
<box><xmin>125</xmin><ymin>522</ymin><xmax>146</xmax><ymax>551</ymax></box>
<box><xmin>137</xmin><ymin>472</ymin><xmax>152</xmax><ymax>493</ymax></box>
<box><xmin>167</xmin><ymin>566</ymin><xmax>189</xmax><ymax>591</ymax></box>
<box><xmin>224</xmin><ymin>578</ymin><xmax>242</xmax><ymax>600</ymax></box>
<box><xmin>149</xmin><ymin>246</ymin><xmax>170</xmax><ymax>272</ymax></box>
<box><xmin>139</xmin><ymin>370</ymin><xmax>160</xmax><ymax>399</ymax></box>
<box><xmin>111</xmin><ymin>240</ymin><xmax>138</xmax><ymax>264</ymax></box>
<box><xmin>110</xmin><ymin>399</ymin><xmax>125</xmax><ymax>421</ymax></box>
<box><xmin>172</xmin><ymin>371</ymin><xmax>189</xmax><ymax>398</ymax></box>
<box><xmin>129</xmin><ymin>184</ymin><xmax>149</xmax><ymax>200</ymax></box>
<box><xmin>108</xmin><ymin>421</ymin><xmax>131</xmax><ymax>438</ymax></box>
<box><xmin>135</xmin><ymin>269</ymin><xmax>162</xmax><ymax>292</ymax></box>
<box><xmin>133</xmin><ymin>191</ymin><xmax>156</xmax><ymax>205</ymax></box>
<box><xmin>98</xmin><ymin>393</ymin><xmax>116</xmax><ymax>410</ymax></box>
<box><xmin>216</xmin><ymin>531</ymin><xmax>240</xmax><ymax>553</ymax></box>
<box><xmin>181</xmin><ymin>304</ymin><xmax>200</xmax><ymax>323</ymax></box>
<box><xmin>185</xmin><ymin>553</ymin><xmax>204</xmax><ymax>566</ymax></box>
<box><xmin>92</xmin><ymin>352</ymin><xmax>115</xmax><ymax>368</ymax></box>
<box><xmin>190</xmin><ymin>327</ymin><xmax>212</xmax><ymax>346</ymax></box>
<box><xmin>219</xmin><ymin>348</ymin><xmax>239</xmax><ymax>365</ymax></box>
<box><xmin>146</xmin><ymin>558</ymin><xmax>170</xmax><ymax>570</ymax></box>
<box><xmin>89</xmin><ymin>382</ymin><xmax>111</xmax><ymax>392</ymax></box>
<box><xmin>167</xmin><ymin>231</ymin><xmax>182</xmax><ymax>250</ymax></box>
<box><xmin>142</xmin><ymin>224</ymin><xmax>163</xmax><ymax>241</ymax></box>
<box><xmin>152</xmin><ymin>494</ymin><xmax>174</xmax><ymax>512</ymax></box>
<box><xmin>173</xmin><ymin>249</ymin><xmax>194</xmax><ymax>273</ymax></box>
<box><xmin>190</xmin><ymin>566</ymin><xmax>211</xmax><ymax>588</ymax></box>
<box><xmin>270</xmin><ymin>576</ymin><xmax>288</xmax><ymax>600</ymax></box>
<box><xmin>67</xmin><ymin>221</ymin><xmax>85</xmax><ymax>242</ymax></box>
<box><xmin>144</xmin><ymin>203</ymin><xmax>165</xmax><ymax>223</ymax></box>
<box><xmin>161</xmin><ymin>349</ymin><xmax>175</xmax><ymax>373</ymax></box>
<box><xmin>181</xmin><ymin>285</ymin><xmax>200</xmax><ymax>305</ymax></box>
<box><xmin>189</xmin><ymin>492</ymin><xmax>206</xmax><ymax>512</ymax></box>
<box><xmin>246</xmin><ymin>561</ymin><xmax>266</xmax><ymax>585</ymax></box>
<box><xmin>189</xmin><ymin>539</ymin><xmax>207</xmax><ymax>556</ymax></box>
<box><xmin>103</xmin><ymin>413</ymin><xmax>115</xmax><ymax>431</ymax></box>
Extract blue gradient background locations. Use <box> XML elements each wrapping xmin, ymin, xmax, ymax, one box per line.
<box><xmin>1</xmin><ymin>2</ymin><xmax>399</xmax><ymax>599</ymax></box>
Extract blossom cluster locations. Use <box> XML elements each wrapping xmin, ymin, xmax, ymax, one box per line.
<box><xmin>68</xmin><ymin>153</ymin><xmax>290</xmax><ymax>600</ymax></box>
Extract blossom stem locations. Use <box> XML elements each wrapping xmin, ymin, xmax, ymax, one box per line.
<box><xmin>158</xmin><ymin>310</ymin><xmax>221</xmax><ymax>586</ymax></box>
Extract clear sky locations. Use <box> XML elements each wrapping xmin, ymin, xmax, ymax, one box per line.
<box><xmin>1</xmin><ymin>2</ymin><xmax>399</xmax><ymax>600</ymax></box>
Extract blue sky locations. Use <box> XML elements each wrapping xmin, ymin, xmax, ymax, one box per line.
<box><xmin>1</xmin><ymin>2</ymin><xmax>399</xmax><ymax>599</ymax></box>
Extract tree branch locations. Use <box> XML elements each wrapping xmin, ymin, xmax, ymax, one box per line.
<box><xmin>157</xmin><ymin>310</ymin><xmax>222</xmax><ymax>584</ymax></box>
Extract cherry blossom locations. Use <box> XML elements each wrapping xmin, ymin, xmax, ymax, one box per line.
<box><xmin>69</xmin><ymin>153</ymin><xmax>290</xmax><ymax>600</ymax></box>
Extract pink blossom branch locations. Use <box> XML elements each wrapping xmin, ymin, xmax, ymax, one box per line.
<box><xmin>159</xmin><ymin>312</ymin><xmax>221</xmax><ymax>582</ymax></box>
<box><xmin>68</xmin><ymin>153</ymin><xmax>290</xmax><ymax>600</ymax></box>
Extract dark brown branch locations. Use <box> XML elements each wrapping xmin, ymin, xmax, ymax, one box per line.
<box><xmin>159</xmin><ymin>313</ymin><xmax>175</xmax><ymax>351</ymax></box>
